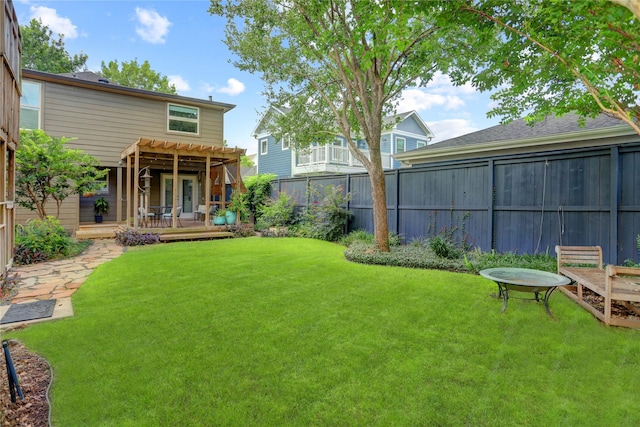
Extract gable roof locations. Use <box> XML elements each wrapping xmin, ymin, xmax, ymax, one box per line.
<box><xmin>394</xmin><ymin>113</ymin><xmax>636</xmax><ymax>166</ymax></box>
<box><xmin>23</xmin><ymin>68</ymin><xmax>236</xmax><ymax>112</ymax></box>
<box><xmin>383</xmin><ymin>110</ymin><xmax>435</xmax><ymax>139</ymax></box>
<box><xmin>252</xmin><ymin>107</ymin><xmax>432</xmax><ymax>139</ymax></box>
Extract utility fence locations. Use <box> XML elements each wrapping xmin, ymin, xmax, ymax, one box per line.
<box><xmin>271</xmin><ymin>144</ymin><xmax>640</xmax><ymax>265</ymax></box>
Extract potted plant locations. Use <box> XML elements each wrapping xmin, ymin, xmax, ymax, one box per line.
<box><xmin>213</xmin><ymin>209</ymin><xmax>227</xmax><ymax>225</ymax></box>
<box><xmin>228</xmin><ymin>190</ymin><xmax>249</xmax><ymax>223</ymax></box>
<box><xmin>94</xmin><ymin>197</ymin><xmax>109</xmax><ymax>223</ymax></box>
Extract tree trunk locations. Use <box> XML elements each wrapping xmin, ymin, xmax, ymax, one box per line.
<box><xmin>369</xmin><ymin>164</ymin><xmax>390</xmax><ymax>252</ymax></box>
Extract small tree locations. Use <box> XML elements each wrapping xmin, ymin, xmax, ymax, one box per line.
<box><xmin>20</xmin><ymin>19</ymin><xmax>88</xmax><ymax>73</ymax></box>
<box><xmin>99</xmin><ymin>59</ymin><xmax>177</xmax><ymax>94</ymax></box>
<box><xmin>17</xmin><ymin>130</ymin><xmax>108</xmax><ymax>219</ymax></box>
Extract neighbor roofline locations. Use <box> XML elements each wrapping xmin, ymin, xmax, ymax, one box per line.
<box><xmin>394</xmin><ymin>124</ymin><xmax>636</xmax><ymax>165</ymax></box>
<box><xmin>22</xmin><ymin>68</ymin><xmax>236</xmax><ymax>112</ymax></box>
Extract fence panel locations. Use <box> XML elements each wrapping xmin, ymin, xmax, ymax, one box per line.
<box><xmin>272</xmin><ymin>144</ymin><xmax>639</xmax><ymax>264</ymax></box>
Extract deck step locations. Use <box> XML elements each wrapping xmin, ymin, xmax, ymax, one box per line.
<box><xmin>159</xmin><ymin>231</ymin><xmax>234</xmax><ymax>241</ymax></box>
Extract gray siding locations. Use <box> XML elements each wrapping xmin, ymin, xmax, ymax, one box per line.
<box><xmin>40</xmin><ymin>81</ymin><xmax>225</xmax><ymax>167</ymax></box>
<box><xmin>273</xmin><ymin>143</ymin><xmax>640</xmax><ymax>265</ymax></box>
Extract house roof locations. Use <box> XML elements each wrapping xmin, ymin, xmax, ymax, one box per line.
<box><xmin>252</xmin><ymin>106</ymin><xmax>432</xmax><ymax>139</ymax></box>
<box><xmin>394</xmin><ymin>113</ymin><xmax>636</xmax><ymax>166</ymax></box>
<box><xmin>383</xmin><ymin>110</ymin><xmax>435</xmax><ymax>139</ymax></box>
<box><xmin>22</xmin><ymin>68</ymin><xmax>236</xmax><ymax>112</ymax></box>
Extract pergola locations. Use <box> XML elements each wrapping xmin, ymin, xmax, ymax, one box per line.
<box><xmin>120</xmin><ymin>137</ymin><xmax>246</xmax><ymax>229</ymax></box>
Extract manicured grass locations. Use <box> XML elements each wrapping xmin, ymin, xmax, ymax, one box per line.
<box><xmin>8</xmin><ymin>238</ymin><xmax>640</xmax><ymax>426</ymax></box>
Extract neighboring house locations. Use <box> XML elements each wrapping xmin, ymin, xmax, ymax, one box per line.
<box><xmin>18</xmin><ymin>69</ymin><xmax>241</xmax><ymax>231</ymax></box>
<box><xmin>394</xmin><ymin>113</ymin><xmax>633</xmax><ymax>166</ymax></box>
<box><xmin>253</xmin><ymin>107</ymin><xmax>434</xmax><ymax>178</ymax></box>
<box><xmin>0</xmin><ymin>0</ymin><xmax>21</xmax><ymax>273</ymax></box>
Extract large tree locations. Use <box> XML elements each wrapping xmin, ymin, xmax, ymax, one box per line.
<box><xmin>458</xmin><ymin>0</ymin><xmax>640</xmax><ymax>134</ymax></box>
<box><xmin>99</xmin><ymin>59</ymin><xmax>177</xmax><ymax>94</ymax></box>
<box><xmin>17</xmin><ymin>130</ymin><xmax>107</xmax><ymax>220</ymax></box>
<box><xmin>211</xmin><ymin>0</ymin><xmax>484</xmax><ymax>251</ymax></box>
<box><xmin>21</xmin><ymin>19</ymin><xmax>88</xmax><ymax>73</ymax></box>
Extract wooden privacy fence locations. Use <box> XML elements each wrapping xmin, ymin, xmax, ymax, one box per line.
<box><xmin>272</xmin><ymin>144</ymin><xmax>640</xmax><ymax>265</ymax></box>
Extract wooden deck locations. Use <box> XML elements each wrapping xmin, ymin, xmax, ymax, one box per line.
<box><xmin>76</xmin><ymin>220</ymin><xmax>238</xmax><ymax>241</ymax></box>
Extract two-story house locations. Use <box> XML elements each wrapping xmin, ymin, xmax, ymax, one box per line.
<box><xmin>253</xmin><ymin>107</ymin><xmax>434</xmax><ymax>178</ymax></box>
<box><xmin>19</xmin><ymin>69</ymin><xmax>244</xmax><ymax>232</ymax></box>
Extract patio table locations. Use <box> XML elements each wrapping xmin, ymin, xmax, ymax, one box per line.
<box><xmin>479</xmin><ymin>267</ymin><xmax>571</xmax><ymax>317</ymax></box>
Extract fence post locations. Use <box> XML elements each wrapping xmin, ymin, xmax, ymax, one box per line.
<box><xmin>610</xmin><ymin>146</ymin><xmax>620</xmax><ymax>264</ymax></box>
<box><xmin>488</xmin><ymin>159</ymin><xmax>495</xmax><ymax>252</ymax></box>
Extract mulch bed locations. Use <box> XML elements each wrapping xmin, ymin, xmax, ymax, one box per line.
<box><xmin>563</xmin><ymin>285</ymin><xmax>640</xmax><ymax>320</ymax></box>
<box><xmin>0</xmin><ymin>338</ymin><xmax>50</xmax><ymax>427</ymax></box>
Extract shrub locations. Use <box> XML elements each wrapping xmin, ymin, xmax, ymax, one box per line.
<box><xmin>344</xmin><ymin>243</ymin><xmax>465</xmax><ymax>271</ymax></box>
<box><xmin>256</xmin><ymin>192</ymin><xmax>296</xmax><ymax>229</ymax></box>
<box><xmin>115</xmin><ymin>230</ymin><xmax>160</xmax><ymax>246</ymax></box>
<box><xmin>339</xmin><ymin>230</ymin><xmax>402</xmax><ymax>247</ymax></box>
<box><xmin>14</xmin><ymin>217</ymin><xmax>73</xmax><ymax>264</ymax></box>
<box><xmin>429</xmin><ymin>235</ymin><xmax>462</xmax><ymax>259</ymax></box>
<box><xmin>299</xmin><ymin>185</ymin><xmax>352</xmax><ymax>242</ymax></box>
<box><xmin>244</xmin><ymin>173</ymin><xmax>276</xmax><ymax>222</ymax></box>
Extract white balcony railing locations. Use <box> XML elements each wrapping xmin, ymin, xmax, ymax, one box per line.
<box><xmin>295</xmin><ymin>146</ymin><xmax>392</xmax><ymax>173</ymax></box>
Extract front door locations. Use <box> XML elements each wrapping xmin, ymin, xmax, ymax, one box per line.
<box><xmin>161</xmin><ymin>174</ymin><xmax>198</xmax><ymax>219</ymax></box>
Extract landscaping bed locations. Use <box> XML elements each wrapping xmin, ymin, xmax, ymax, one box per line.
<box><xmin>0</xmin><ymin>339</ymin><xmax>49</xmax><ymax>427</ymax></box>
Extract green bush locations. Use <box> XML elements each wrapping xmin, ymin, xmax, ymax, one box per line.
<box><xmin>339</xmin><ymin>229</ymin><xmax>402</xmax><ymax>247</ymax></box>
<box><xmin>344</xmin><ymin>243</ymin><xmax>465</xmax><ymax>271</ymax></box>
<box><xmin>244</xmin><ymin>173</ymin><xmax>276</xmax><ymax>222</ymax></box>
<box><xmin>256</xmin><ymin>192</ymin><xmax>296</xmax><ymax>229</ymax></box>
<box><xmin>298</xmin><ymin>185</ymin><xmax>352</xmax><ymax>242</ymax></box>
<box><xmin>429</xmin><ymin>235</ymin><xmax>462</xmax><ymax>259</ymax></box>
<box><xmin>14</xmin><ymin>217</ymin><xmax>73</xmax><ymax>264</ymax></box>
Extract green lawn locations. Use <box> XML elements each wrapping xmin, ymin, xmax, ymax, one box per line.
<box><xmin>8</xmin><ymin>238</ymin><xmax>640</xmax><ymax>426</ymax></box>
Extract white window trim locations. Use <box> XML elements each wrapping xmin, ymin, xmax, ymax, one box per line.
<box><xmin>20</xmin><ymin>80</ymin><xmax>42</xmax><ymax>130</ymax></box>
<box><xmin>282</xmin><ymin>135</ymin><xmax>290</xmax><ymax>150</ymax></box>
<box><xmin>260</xmin><ymin>138</ymin><xmax>268</xmax><ymax>155</ymax></box>
<box><xmin>167</xmin><ymin>103</ymin><xmax>200</xmax><ymax>136</ymax></box>
<box><xmin>396</xmin><ymin>137</ymin><xmax>406</xmax><ymax>153</ymax></box>
<box><xmin>95</xmin><ymin>173</ymin><xmax>109</xmax><ymax>195</ymax></box>
<box><xmin>416</xmin><ymin>140</ymin><xmax>427</xmax><ymax>149</ymax></box>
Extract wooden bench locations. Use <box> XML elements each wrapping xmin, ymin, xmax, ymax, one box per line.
<box><xmin>555</xmin><ymin>245</ymin><xmax>640</xmax><ymax>328</ymax></box>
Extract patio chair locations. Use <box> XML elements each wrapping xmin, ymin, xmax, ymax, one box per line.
<box><xmin>138</xmin><ymin>206</ymin><xmax>156</xmax><ymax>227</ymax></box>
<box><xmin>194</xmin><ymin>204</ymin><xmax>207</xmax><ymax>222</ymax></box>
<box><xmin>162</xmin><ymin>206</ymin><xmax>183</xmax><ymax>227</ymax></box>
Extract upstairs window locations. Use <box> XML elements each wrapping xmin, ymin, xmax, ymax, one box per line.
<box><xmin>260</xmin><ymin>138</ymin><xmax>268</xmax><ymax>155</ymax></box>
<box><xmin>416</xmin><ymin>140</ymin><xmax>427</xmax><ymax>149</ymax></box>
<box><xmin>167</xmin><ymin>103</ymin><xmax>199</xmax><ymax>135</ymax></box>
<box><xmin>282</xmin><ymin>135</ymin><xmax>290</xmax><ymax>150</ymax></box>
<box><xmin>395</xmin><ymin>137</ymin><xmax>406</xmax><ymax>153</ymax></box>
<box><xmin>20</xmin><ymin>81</ymin><xmax>41</xmax><ymax>130</ymax></box>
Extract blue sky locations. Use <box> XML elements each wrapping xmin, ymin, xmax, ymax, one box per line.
<box><xmin>14</xmin><ymin>0</ymin><xmax>502</xmax><ymax>154</ymax></box>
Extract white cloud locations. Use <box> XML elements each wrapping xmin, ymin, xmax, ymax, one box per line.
<box><xmin>200</xmin><ymin>82</ymin><xmax>216</xmax><ymax>94</ymax></box>
<box><xmin>216</xmin><ymin>78</ymin><xmax>246</xmax><ymax>96</ymax></box>
<box><xmin>168</xmin><ymin>75</ymin><xmax>190</xmax><ymax>93</ymax></box>
<box><xmin>398</xmin><ymin>89</ymin><xmax>464</xmax><ymax>112</ymax></box>
<box><xmin>426</xmin><ymin>119</ymin><xmax>480</xmax><ymax>143</ymax></box>
<box><xmin>135</xmin><ymin>7</ymin><xmax>171</xmax><ymax>44</ymax></box>
<box><xmin>29</xmin><ymin>5</ymin><xmax>78</xmax><ymax>39</ymax></box>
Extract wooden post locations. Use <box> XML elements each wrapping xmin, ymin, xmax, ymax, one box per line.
<box><xmin>133</xmin><ymin>147</ymin><xmax>140</xmax><ymax>229</ymax></box>
<box><xmin>172</xmin><ymin>153</ymin><xmax>178</xmax><ymax>228</ymax></box>
<box><xmin>205</xmin><ymin>154</ymin><xmax>211</xmax><ymax>226</ymax></box>
<box><xmin>126</xmin><ymin>155</ymin><xmax>131</xmax><ymax>228</ymax></box>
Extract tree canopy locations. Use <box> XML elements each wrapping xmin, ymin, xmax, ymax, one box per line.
<box><xmin>210</xmin><ymin>0</ymin><xmax>486</xmax><ymax>251</ymax></box>
<box><xmin>17</xmin><ymin>130</ymin><xmax>108</xmax><ymax>220</ymax></box>
<box><xmin>20</xmin><ymin>19</ymin><xmax>88</xmax><ymax>73</ymax></box>
<box><xmin>458</xmin><ymin>0</ymin><xmax>640</xmax><ymax>133</ymax></box>
<box><xmin>99</xmin><ymin>59</ymin><xmax>177</xmax><ymax>94</ymax></box>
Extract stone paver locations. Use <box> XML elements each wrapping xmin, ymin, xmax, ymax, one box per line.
<box><xmin>8</xmin><ymin>239</ymin><xmax>124</xmax><ymax>303</ymax></box>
